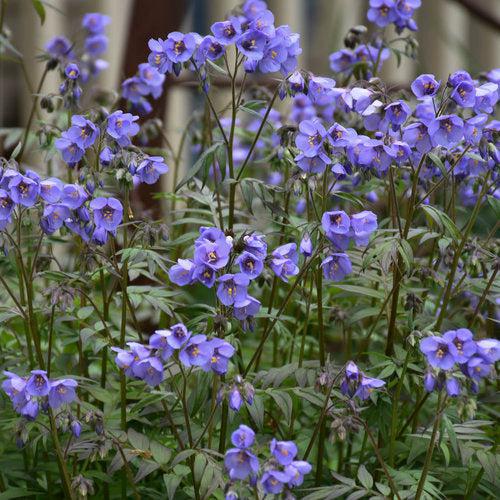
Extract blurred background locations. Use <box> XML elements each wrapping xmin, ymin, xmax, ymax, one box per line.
<box><xmin>0</xmin><ymin>0</ymin><xmax>499</xmax><ymax>188</ymax></box>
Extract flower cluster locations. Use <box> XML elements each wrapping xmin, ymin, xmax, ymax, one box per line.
<box><xmin>286</xmin><ymin>64</ymin><xmax>499</xmax><ymax>212</ymax></box>
<box><xmin>122</xmin><ymin>0</ymin><xmax>301</xmax><ymax>115</ymax></box>
<box><xmin>367</xmin><ymin>0</ymin><xmax>421</xmax><ymax>32</ymax></box>
<box><xmin>340</xmin><ymin>361</ymin><xmax>386</xmax><ymax>400</ymax></box>
<box><xmin>0</xmin><ymin>167</ymin><xmax>124</xmax><ymax>244</ymax></box>
<box><xmin>217</xmin><ymin>375</ymin><xmax>255</xmax><ymax>412</ymax></box>
<box><xmin>224</xmin><ymin>424</ymin><xmax>311</xmax><ymax>497</ymax></box>
<box><xmin>112</xmin><ymin>322</ymin><xmax>235</xmax><ymax>386</ymax></box>
<box><xmin>420</xmin><ymin>329</ymin><xmax>500</xmax><ymax>396</ymax></box>
<box><xmin>46</xmin><ymin>13</ymin><xmax>110</xmax><ymax>107</ymax></box>
<box><xmin>169</xmin><ymin>227</ymin><xmax>265</xmax><ymax>329</ymax></box>
<box><xmin>2</xmin><ymin>370</ymin><xmax>78</xmax><ymax>420</ymax></box>
<box><xmin>319</xmin><ymin>209</ymin><xmax>377</xmax><ymax>281</ymax></box>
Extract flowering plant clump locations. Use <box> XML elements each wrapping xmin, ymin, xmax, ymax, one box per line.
<box><xmin>0</xmin><ymin>0</ymin><xmax>498</xmax><ymax>498</ymax></box>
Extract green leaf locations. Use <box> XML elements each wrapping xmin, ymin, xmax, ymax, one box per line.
<box><xmin>334</xmin><ymin>284</ymin><xmax>385</xmax><ymax>300</ymax></box>
<box><xmin>421</xmin><ymin>205</ymin><xmax>461</xmax><ymax>241</ymax></box>
<box><xmin>77</xmin><ymin>305</ymin><xmax>94</xmax><ymax>320</ymax></box>
<box><xmin>268</xmin><ymin>390</ymin><xmax>293</xmax><ymax>425</ymax></box>
<box><xmin>427</xmin><ymin>152</ymin><xmax>447</xmax><ymax>177</ymax></box>
<box><xmin>150</xmin><ymin>441</ymin><xmax>172</xmax><ymax>465</ymax></box>
<box><xmin>247</xmin><ymin>394</ymin><xmax>264</xmax><ymax>429</ymax></box>
<box><xmin>128</xmin><ymin>428</ymin><xmax>150</xmax><ymax>451</ymax></box>
<box><xmin>134</xmin><ymin>460</ymin><xmax>160</xmax><ymax>483</ymax></box>
<box><xmin>175</xmin><ymin>142</ymin><xmax>223</xmax><ymax>191</ymax></box>
<box><xmin>171</xmin><ymin>449</ymin><xmax>196</xmax><ymax>467</ymax></box>
<box><xmin>31</xmin><ymin>0</ymin><xmax>46</xmax><ymax>24</ymax></box>
<box><xmin>357</xmin><ymin>465</ymin><xmax>373</xmax><ymax>489</ymax></box>
<box><xmin>163</xmin><ymin>473</ymin><xmax>183</xmax><ymax>500</ymax></box>
<box><xmin>375</xmin><ymin>482</ymin><xmax>391</xmax><ymax>496</ymax></box>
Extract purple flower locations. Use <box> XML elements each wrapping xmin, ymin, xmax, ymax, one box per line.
<box><xmin>424</xmin><ymin>372</ymin><xmax>436</xmax><ymax>392</ymax></box>
<box><xmin>8</xmin><ymin>174</ymin><xmax>40</xmax><ymax>207</ymax></box>
<box><xmin>165</xmin><ymin>31</ymin><xmax>196</xmax><ymax>63</ymax></box>
<box><xmin>243</xmin><ymin>233</ymin><xmax>267</xmax><ymax>260</ymax></box>
<box><xmin>204</xmin><ymin>338</ymin><xmax>235</xmax><ymax>375</ymax></box>
<box><xmin>211</xmin><ymin>18</ymin><xmax>242</xmax><ymax>45</ymax></box>
<box><xmin>270</xmin><ymin>243</ymin><xmax>299</xmax><ymax>282</ymax></box>
<box><xmin>261</xmin><ymin>470</ymin><xmax>291</xmax><ymax>494</ymax></box>
<box><xmin>411</xmin><ymin>74</ymin><xmax>440</xmax><ymax>99</ymax></box>
<box><xmin>2</xmin><ymin>371</ymin><xmax>28</xmax><ymax>413</ymax></box>
<box><xmin>236</xmin><ymin>29</ymin><xmax>268</xmax><ymax>60</ymax></box>
<box><xmin>295</xmin><ymin>119</ymin><xmax>327</xmax><ymax>157</ymax></box>
<box><xmin>179</xmin><ymin>334</ymin><xmax>211</xmax><ymax>367</ymax></box>
<box><xmin>138</xmin><ymin>62</ymin><xmax>165</xmax><ymax>89</ymax></box>
<box><xmin>285</xmin><ymin>460</ymin><xmax>312</xmax><ymax>487</ymax></box>
<box><xmin>82</xmin><ymin>13</ymin><xmax>110</xmax><ymax>34</ymax></box>
<box><xmin>288</xmin><ymin>71</ymin><xmax>305</xmax><ymax>95</ymax></box>
<box><xmin>328</xmin><ymin>123</ymin><xmax>357</xmax><ymax>148</ymax></box>
<box><xmin>236</xmin><ymin>251</ymin><xmax>263</xmax><ymax>279</ymax></box>
<box><xmin>90</xmin><ymin>197</ymin><xmax>123</xmax><ymax>232</ymax></box>
<box><xmin>329</xmin><ymin>49</ymin><xmax>356</xmax><ymax>73</ymax></box>
<box><xmin>448</xmin><ymin>70</ymin><xmax>472</xmax><ymax>88</ymax></box>
<box><xmin>464</xmin><ymin>114</ymin><xmax>488</xmax><ymax>145</ymax></box>
<box><xmin>354</xmin><ymin>375</ymin><xmax>386</xmax><ymax>400</ymax></box>
<box><xmin>112</xmin><ymin>343</ymin><xmax>151</xmax><ymax>378</ymax></box>
<box><xmin>229</xmin><ymin>386</ymin><xmax>243</xmax><ymax>411</ymax></box>
<box><xmin>135</xmin><ymin>357</ymin><xmax>164</xmax><ymax>386</ymax></box>
<box><xmin>217</xmin><ymin>273</ymin><xmax>250</xmax><ymax>306</ymax></box>
<box><xmin>308</xmin><ymin>76</ymin><xmax>336</xmax><ymax>106</ymax></box>
<box><xmin>402</xmin><ymin>122</ymin><xmax>432</xmax><ymax>153</ymax></box>
<box><xmin>26</xmin><ymin>370</ymin><xmax>51</xmax><ymax>397</ymax></box>
<box><xmin>300</xmin><ymin>233</ymin><xmax>313</xmax><ymax>257</ymax></box>
<box><xmin>367</xmin><ymin>0</ymin><xmax>397</xmax><ymax>27</ymax></box>
<box><xmin>122</xmin><ymin>76</ymin><xmax>149</xmax><ymax>103</ymax></box>
<box><xmin>476</xmin><ymin>338</ymin><xmax>500</xmax><ymax>363</ymax></box>
<box><xmin>148</xmin><ymin>38</ymin><xmax>172</xmax><ymax>74</ymax></box>
<box><xmin>224</xmin><ymin>448</ymin><xmax>259</xmax><ymax>480</ymax></box>
<box><xmin>451</xmin><ymin>80</ymin><xmax>476</xmax><ymax>108</ymax></box>
<box><xmin>169</xmin><ymin>258</ymin><xmax>196</xmax><ymax>286</ymax></box>
<box><xmin>71</xmin><ymin>420</ymin><xmax>82</xmax><ymax>437</ymax></box>
<box><xmin>192</xmin><ymin>264</ymin><xmax>216</xmax><ymax>288</ymax></box>
<box><xmin>0</xmin><ymin>189</ymin><xmax>14</xmax><ymax>220</ymax></box>
<box><xmin>197</xmin><ymin>36</ymin><xmax>225</xmax><ymax>63</ymax></box>
<box><xmin>321</xmin><ymin>253</ymin><xmax>352</xmax><ymax>281</ymax></box>
<box><xmin>194</xmin><ymin>239</ymin><xmax>231</xmax><ymax>270</ymax></box>
<box><xmin>385</xmin><ymin>100</ymin><xmax>411</xmax><ymax>130</ymax></box>
<box><xmin>48</xmin><ymin>379</ymin><xmax>78</xmax><ymax>408</ymax></box>
<box><xmin>99</xmin><ymin>146</ymin><xmax>115</xmax><ymax>166</ymax></box>
<box><xmin>65</xmin><ymin>63</ymin><xmax>80</xmax><ymax>80</ymax></box>
<box><xmin>66</xmin><ymin>115</ymin><xmax>99</xmax><ymax>149</ymax></box>
<box><xmin>442</xmin><ymin>328</ymin><xmax>476</xmax><ymax>364</ymax></box>
<box><xmin>295</xmin><ymin>152</ymin><xmax>330</xmax><ymax>174</ymax></box>
<box><xmin>270</xmin><ymin>439</ymin><xmax>297</xmax><ymax>466</ymax></box>
<box><xmin>55</xmin><ymin>133</ymin><xmax>85</xmax><ymax>164</ymax></box>
<box><xmin>165</xmin><ymin>323</ymin><xmax>191</xmax><ymax>350</ymax></box>
<box><xmin>420</xmin><ymin>336</ymin><xmax>455</xmax><ymax>370</ymax></box>
<box><xmin>231</xmin><ymin>424</ymin><xmax>255</xmax><ymax>449</ymax></box>
<box><xmin>136</xmin><ymin>156</ymin><xmax>169</xmax><ymax>184</ymax></box>
<box><xmin>40</xmin><ymin>204</ymin><xmax>71</xmax><ymax>234</ymax></box>
<box><xmin>350</xmin><ymin>210</ymin><xmax>377</xmax><ymax>246</ymax></box>
<box><xmin>85</xmin><ymin>34</ymin><xmax>108</xmax><ymax>56</ymax></box>
<box><xmin>474</xmin><ymin>83</ymin><xmax>498</xmax><ymax>114</ymax></box>
<box><xmin>39</xmin><ymin>178</ymin><xmax>63</xmax><ymax>203</ymax></box>
<box><xmin>149</xmin><ymin>331</ymin><xmax>174</xmax><ymax>361</ymax></box>
<box><xmin>445</xmin><ymin>377</ymin><xmax>460</xmax><ymax>397</ymax></box>
<box><xmin>106</xmin><ymin>110</ymin><xmax>140</xmax><ymax>147</ymax></box>
<box><xmin>45</xmin><ymin>36</ymin><xmax>73</xmax><ymax>59</ymax></box>
<box><xmin>466</xmin><ymin>356</ymin><xmax>491</xmax><ymax>380</ymax></box>
<box><xmin>428</xmin><ymin>114</ymin><xmax>464</xmax><ymax>148</ymax></box>
<box><xmin>61</xmin><ymin>183</ymin><xmax>88</xmax><ymax>209</ymax></box>
<box><xmin>321</xmin><ymin>210</ymin><xmax>350</xmax><ymax>237</ymax></box>
<box><xmin>234</xmin><ymin>296</ymin><xmax>261</xmax><ymax>329</ymax></box>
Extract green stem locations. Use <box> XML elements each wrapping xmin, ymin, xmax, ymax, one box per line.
<box><xmin>48</xmin><ymin>412</ymin><xmax>74</xmax><ymax>499</ymax></box>
<box><xmin>388</xmin><ymin>349</ymin><xmax>411</xmax><ymax>466</ymax></box>
<box><xmin>17</xmin><ymin>65</ymin><xmax>49</xmax><ymax>164</ymax></box>
<box><xmin>414</xmin><ymin>392</ymin><xmax>446</xmax><ymax>500</ymax></box>
<box><xmin>435</xmin><ymin>173</ymin><xmax>490</xmax><ymax>330</ymax></box>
